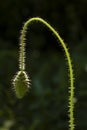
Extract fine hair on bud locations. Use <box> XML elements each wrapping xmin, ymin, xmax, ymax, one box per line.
<box><xmin>13</xmin><ymin>71</ymin><xmax>30</xmax><ymax>99</ymax></box>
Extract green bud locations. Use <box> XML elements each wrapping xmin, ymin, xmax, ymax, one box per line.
<box><xmin>13</xmin><ymin>71</ymin><xmax>30</xmax><ymax>99</ymax></box>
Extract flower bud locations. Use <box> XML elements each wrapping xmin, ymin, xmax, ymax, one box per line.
<box><xmin>13</xmin><ymin>71</ymin><xmax>30</xmax><ymax>99</ymax></box>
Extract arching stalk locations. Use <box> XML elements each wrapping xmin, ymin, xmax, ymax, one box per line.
<box><xmin>13</xmin><ymin>17</ymin><xmax>75</xmax><ymax>130</ymax></box>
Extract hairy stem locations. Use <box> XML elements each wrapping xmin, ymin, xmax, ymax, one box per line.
<box><xmin>19</xmin><ymin>17</ymin><xmax>75</xmax><ymax>130</ymax></box>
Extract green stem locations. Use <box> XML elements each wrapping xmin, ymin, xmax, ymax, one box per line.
<box><xmin>19</xmin><ymin>17</ymin><xmax>75</xmax><ymax>130</ymax></box>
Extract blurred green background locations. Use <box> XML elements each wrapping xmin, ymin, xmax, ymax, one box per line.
<box><xmin>0</xmin><ymin>0</ymin><xmax>87</xmax><ymax>130</ymax></box>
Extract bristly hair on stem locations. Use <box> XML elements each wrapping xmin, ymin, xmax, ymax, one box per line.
<box><xmin>12</xmin><ymin>17</ymin><xmax>75</xmax><ymax>130</ymax></box>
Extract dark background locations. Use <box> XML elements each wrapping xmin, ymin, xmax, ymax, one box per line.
<box><xmin>0</xmin><ymin>0</ymin><xmax>87</xmax><ymax>130</ymax></box>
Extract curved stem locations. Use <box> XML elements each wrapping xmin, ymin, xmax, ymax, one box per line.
<box><xmin>19</xmin><ymin>17</ymin><xmax>75</xmax><ymax>130</ymax></box>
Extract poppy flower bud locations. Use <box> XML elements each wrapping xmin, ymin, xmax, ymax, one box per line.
<box><xmin>13</xmin><ymin>71</ymin><xmax>30</xmax><ymax>99</ymax></box>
